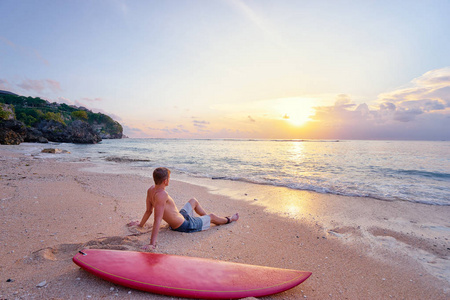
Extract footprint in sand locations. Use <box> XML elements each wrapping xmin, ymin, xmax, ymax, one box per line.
<box><xmin>328</xmin><ymin>226</ymin><xmax>361</xmax><ymax>239</ymax></box>
<box><xmin>26</xmin><ymin>243</ymin><xmax>83</xmax><ymax>263</ymax></box>
<box><xmin>83</xmin><ymin>236</ymin><xmax>141</xmax><ymax>251</ymax></box>
<box><xmin>126</xmin><ymin>223</ymin><xmax>153</xmax><ymax>235</ymax></box>
<box><xmin>24</xmin><ymin>236</ymin><xmax>143</xmax><ymax>264</ymax></box>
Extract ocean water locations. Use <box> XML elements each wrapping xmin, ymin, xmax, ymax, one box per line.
<box><xmin>25</xmin><ymin>139</ymin><xmax>450</xmax><ymax>206</ymax></box>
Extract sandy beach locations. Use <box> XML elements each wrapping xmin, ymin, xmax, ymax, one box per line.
<box><xmin>1</xmin><ymin>146</ymin><xmax>449</xmax><ymax>299</ymax></box>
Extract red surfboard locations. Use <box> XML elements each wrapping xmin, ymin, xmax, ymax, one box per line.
<box><xmin>73</xmin><ymin>249</ymin><xmax>311</xmax><ymax>299</ymax></box>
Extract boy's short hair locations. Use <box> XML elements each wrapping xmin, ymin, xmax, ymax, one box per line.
<box><xmin>153</xmin><ymin>167</ymin><xmax>171</xmax><ymax>185</ymax></box>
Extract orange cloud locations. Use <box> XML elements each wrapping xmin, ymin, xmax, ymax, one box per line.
<box><xmin>299</xmin><ymin>68</ymin><xmax>450</xmax><ymax>140</ymax></box>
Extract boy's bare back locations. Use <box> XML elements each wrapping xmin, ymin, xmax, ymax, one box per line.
<box><xmin>148</xmin><ymin>186</ymin><xmax>184</xmax><ymax>229</ymax></box>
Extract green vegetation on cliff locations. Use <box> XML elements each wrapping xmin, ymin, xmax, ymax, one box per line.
<box><xmin>0</xmin><ymin>92</ymin><xmax>123</xmax><ymax>138</ymax></box>
<box><xmin>0</xmin><ymin>105</ymin><xmax>12</xmax><ymax>120</ymax></box>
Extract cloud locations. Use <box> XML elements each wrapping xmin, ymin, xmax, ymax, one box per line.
<box><xmin>46</xmin><ymin>79</ymin><xmax>62</xmax><ymax>92</ymax></box>
<box><xmin>148</xmin><ymin>125</ymin><xmax>191</xmax><ymax>135</ymax></box>
<box><xmin>81</xmin><ymin>97</ymin><xmax>103</xmax><ymax>102</ymax></box>
<box><xmin>122</xmin><ymin>125</ymin><xmax>149</xmax><ymax>138</ymax></box>
<box><xmin>306</xmin><ymin>67</ymin><xmax>450</xmax><ymax>139</ymax></box>
<box><xmin>85</xmin><ymin>106</ymin><xmax>122</xmax><ymax>121</ymax></box>
<box><xmin>192</xmin><ymin>120</ymin><xmax>210</xmax><ymax>129</ymax></box>
<box><xmin>57</xmin><ymin>97</ymin><xmax>74</xmax><ymax>105</ymax></box>
<box><xmin>376</xmin><ymin>67</ymin><xmax>450</xmax><ymax>121</ymax></box>
<box><xmin>65</xmin><ymin>98</ymin><xmax>102</xmax><ymax>109</ymax></box>
<box><xmin>0</xmin><ymin>79</ymin><xmax>12</xmax><ymax>91</ymax></box>
<box><xmin>0</xmin><ymin>36</ymin><xmax>15</xmax><ymax>48</ymax></box>
<box><xmin>321</xmin><ymin>67</ymin><xmax>450</xmax><ymax>123</ymax></box>
<box><xmin>123</xmin><ymin>125</ymin><xmax>143</xmax><ymax>134</ymax></box>
<box><xmin>0</xmin><ymin>36</ymin><xmax>49</xmax><ymax>65</ymax></box>
<box><xmin>17</xmin><ymin>79</ymin><xmax>45</xmax><ymax>93</ymax></box>
<box><xmin>393</xmin><ymin>107</ymin><xmax>423</xmax><ymax>122</ymax></box>
<box><xmin>170</xmin><ymin>125</ymin><xmax>190</xmax><ymax>134</ymax></box>
<box><xmin>334</xmin><ymin>94</ymin><xmax>356</xmax><ymax>109</ymax></box>
<box><xmin>17</xmin><ymin>79</ymin><xmax>62</xmax><ymax>94</ymax></box>
<box><xmin>412</xmin><ymin>67</ymin><xmax>450</xmax><ymax>87</ymax></box>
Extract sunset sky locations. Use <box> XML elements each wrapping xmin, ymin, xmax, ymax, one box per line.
<box><xmin>1</xmin><ymin>0</ymin><xmax>449</xmax><ymax>140</ymax></box>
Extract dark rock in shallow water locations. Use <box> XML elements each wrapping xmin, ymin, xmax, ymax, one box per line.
<box><xmin>105</xmin><ymin>156</ymin><xmax>151</xmax><ymax>163</ymax></box>
<box><xmin>0</xmin><ymin>120</ymin><xmax>27</xmax><ymax>145</ymax></box>
<box><xmin>41</xmin><ymin>148</ymin><xmax>70</xmax><ymax>154</ymax></box>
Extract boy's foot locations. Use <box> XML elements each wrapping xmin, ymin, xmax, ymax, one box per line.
<box><xmin>231</xmin><ymin>213</ymin><xmax>239</xmax><ymax>222</ymax></box>
<box><xmin>225</xmin><ymin>213</ymin><xmax>239</xmax><ymax>224</ymax></box>
<box><xmin>127</xmin><ymin>220</ymin><xmax>140</xmax><ymax>227</ymax></box>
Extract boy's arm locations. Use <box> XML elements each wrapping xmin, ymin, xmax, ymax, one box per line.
<box><xmin>127</xmin><ymin>188</ymin><xmax>153</xmax><ymax>228</ymax></box>
<box><xmin>137</xmin><ymin>189</ymin><xmax>154</xmax><ymax>227</ymax></box>
<box><xmin>149</xmin><ymin>191</ymin><xmax>167</xmax><ymax>248</ymax></box>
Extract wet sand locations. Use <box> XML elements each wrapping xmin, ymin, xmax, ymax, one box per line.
<box><xmin>1</xmin><ymin>146</ymin><xmax>449</xmax><ymax>299</ymax></box>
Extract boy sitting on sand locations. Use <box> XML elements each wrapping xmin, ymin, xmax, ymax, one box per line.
<box><xmin>128</xmin><ymin>167</ymin><xmax>239</xmax><ymax>250</ymax></box>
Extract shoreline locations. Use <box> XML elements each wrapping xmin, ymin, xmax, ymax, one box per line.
<box><xmin>1</xmin><ymin>146</ymin><xmax>449</xmax><ymax>299</ymax></box>
<box><xmin>6</xmin><ymin>140</ymin><xmax>449</xmax><ymax>207</ymax></box>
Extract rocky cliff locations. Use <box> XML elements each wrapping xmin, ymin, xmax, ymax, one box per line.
<box><xmin>0</xmin><ymin>92</ymin><xmax>123</xmax><ymax>145</ymax></box>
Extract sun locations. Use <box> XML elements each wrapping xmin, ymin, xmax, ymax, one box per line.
<box><xmin>277</xmin><ymin>97</ymin><xmax>316</xmax><ymax>127</ymax></box>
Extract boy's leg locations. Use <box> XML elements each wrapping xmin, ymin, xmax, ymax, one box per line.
<box><xmin>187</xmin><ymin>198</ymin><xmax>239</xmax><ymax>226</ymax></box>
<box><xmin>188</xmin><ymin>198</ymin><xmax>207</xmax><ymax>216</ymax></box>
<box><xmin>209</xmin><ymin>213</ymin><xmax>239</xmax><ymax>225</ymax></box>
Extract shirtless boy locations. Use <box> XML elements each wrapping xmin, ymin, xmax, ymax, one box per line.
<box><xmin>128</xmin><ymin>167</ymin><xmax>239</xmax><ymax>250</ymax></box>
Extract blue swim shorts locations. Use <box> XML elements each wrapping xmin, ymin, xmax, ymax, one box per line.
<box><xmin>172</xmin><ymin>202</ymin><xmax>211</xmax><ymax>233</ymax></box>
